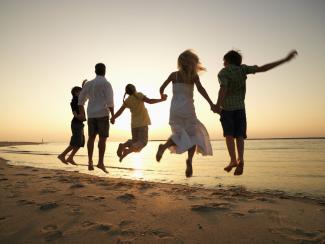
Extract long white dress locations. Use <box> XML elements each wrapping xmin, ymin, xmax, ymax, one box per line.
<box><xmin>168</xmin><ymin>82</ymin><xmax>213</xmax><ymax>156</ymax></box>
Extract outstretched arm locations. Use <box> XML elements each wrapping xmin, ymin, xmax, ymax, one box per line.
<box><xmin>110</xmin><ymin>105</ymin><xmax>125</xmax><ymax>124</ymax></box>
<box><xmin>256</xmin><ymin>50</ymin><xmax>298</xmax><ymax>73</ymax></box>
<box><xmin>159</xmin><ymin>73</ymin><xmax>173</xmax><ymax>96</ymax></box>
<box><xmin>194</xmin><ymin>76</ymin><xmax>214</xmax><ymax>107</ymax></box>
<box><xmin>143</xmin><ymin>94</ymin><xmax>167</xmax><ymax>104</ymax></box>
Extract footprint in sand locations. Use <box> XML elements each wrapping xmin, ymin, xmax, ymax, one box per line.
<box><xmin>70</xmin><ymin>183</ymin><xmax>85</xmax><ymax>189</ymax></box>
<box><xmin>119</xmin><ymin>220</ymin><xmax>134</xmax><ymax>228</ymax></box>
<box><xmin>41</xmin><ymin>176</ymin><xmax>52</xmax><ymax>179</ymax></box>
<box><xmin>117</xmin><ymin>193</ymin><xmax>135</xmax><ymax>202</ymax></box>
<box><xmin>86</xmin><ymin>195</ymin><xmax>105</xmax><ymax>201</ymax></box>
<box><xmin>39</xmin><ymin>202</ymin><xmax>58</xmax><ymax>211</ymax></box>
<box><xmin>148</xmin><ymin>192</ymin><xmax>160</xmax><ymax>197</ymax></box>
<box><xmin>42</xmin><ymin>224</ymin><xmax>62</xmax><ymax>242</ymax></box>
<box><xmin>17</xmin><ymin>199</ymin><xmax>36</xmax><ymax>206</ymax></box>
<box><xmin>96</xmin><ymin>223</ymin><xmax>113</xmax><ymax>232</ymax></box>
<box><xmin>146</xmin><ymin>229</ymin><xmax>183</xmax><ymax>243</ymax></box>
<box><xmin>65</xmin><ymin>204</ymin><xmax>81</xmax><ymax>215</ymax></box>
<box><xmin>40</xmin><ymin>187</ymin><xmax>59</xmax><ymax>194</ymax></box>
<box><xmin>191</xmin><ymin>202</ymin><xmax>232</xmax><ymax>212</ymax></box>
<box><xmin>14</xmin><ymin>173</ymin><xmax>30</xmax><ymax>176</ymax></box>
<box><xmin>270</xmin><ymin>226</ymin><xmax>325</xmax><ymax>243</ymax></box>
<box><xmin>81</xmin><ymin>220</ymin><xmax>96</xmax><ymax>228</ymax></box>
<box><xmin>0</xmin><ymin>215</ymin><xmax>11</xmax><ymax>221</ymax></box>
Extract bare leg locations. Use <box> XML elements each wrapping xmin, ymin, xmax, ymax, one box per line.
<box><xmin>97</xmin><ymin>136</ymin><xmax>108</xmax><ymax>173</ymax></box>
<box><xmin>156</xmin><ymin>138</ymin><xmax>175</xmax><ymax>162</ymax></box>
<box><xmin>66</xmin><ymin>147</ymin><xmax>80</xmax><ymax>165</ymax></box>
<box><xmin>234</xmin><ymin>137</ymin><xmax>244</xmax><ymax>176</ymax></box>
<box><xmin>224</xmin><ymin>136</ymin><xmax>238</xmax><ymax>172</ymax></box>
<box><xmin>87</xmin><ymin>135</ymin><xmax>96</xmax><ymax>170</ymax></box>
<box><xmin>186</xmin><ymin>146</ymin><xmax>196</xmax><ymax>177</ymax></box>
<box><xmin>58</xmin><ymin>145</ymin><xmax>73</xmax><ymax>164</ymax></box>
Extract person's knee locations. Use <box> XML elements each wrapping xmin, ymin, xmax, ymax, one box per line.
<box><xmin>88</xmin><ymin>135</ymin><xmax>96</xmax><ymax>142</ymax></box>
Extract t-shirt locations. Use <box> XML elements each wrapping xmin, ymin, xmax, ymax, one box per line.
<box><xmin>71</xmin><ymin>96</ymin><xmax>83</xmax><ymax>124</ymax></box>
<box><xmin>78</xmin><ymin>75</ymin><xmax>114</xmax><ymax>118</ymax></box>
<box><xmin>218</xmin><ymin>64</ymin><xmax>258</xmax><ymax>111</ymax></box>
<box><xmin>124</xmin><ymin>92</ymin><xmax>151</xmax><ymax>128</ymax></box>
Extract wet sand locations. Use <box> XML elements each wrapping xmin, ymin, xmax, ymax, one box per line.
<box><xmin>0</xmin><ymin>143</ymin><xmax>325</xmax><ymax>243</ymax></box>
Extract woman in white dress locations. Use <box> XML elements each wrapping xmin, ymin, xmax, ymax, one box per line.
<box><xmin>156</xmin><ymin>50</ymin><xmax>213</xmax><ymax>177</ymax></box>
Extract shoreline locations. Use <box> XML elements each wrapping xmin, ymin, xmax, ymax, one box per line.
<box><xmin>1</xmin><ymin>156</ymin><xmax>325</xmax><ymax>243</ymax></box>
<box><xmin>0</xmin><ymin>141</ymin><xmax>43</xmax><ymax>147</ymax></box>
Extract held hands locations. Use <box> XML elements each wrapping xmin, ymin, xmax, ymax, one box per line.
<box><xmin>285</xmin><ymin>50</ymin><xmax>298</xmax><ymax>62</ymax></box>
<box><xmin>161</xmin><ymin>94</ymin><xmax>168</xmax><ymax>101</ymax></box>
<box><xmin>211</xmin><ymin>104</ymin><xmax>222</xmax><ymax>114</ymax></box>
<box><xmin>110</xmin><ymin>117</ymin><xmax>115</xmax><ymax>124</ymax></box>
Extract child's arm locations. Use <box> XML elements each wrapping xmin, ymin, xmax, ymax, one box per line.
<box><xmin>143</xmin><ymin>94</ymin><xmax>167</xmax><ymax>104</ymax></box>
<box><xmin>194</xmin><ymin>76</ymin><xmax>214</xmax><ymax>108</ymax></box>
<box><xmin>77</xmin><ymin>106</ymin><xmax>87</xmax><ymax>121</ymax></box>
<box><xmin>110</xmin><ymin>105</ymin><xmax>126</xmax><ymax>124</ymax></box>
<box><xmin>213</xmin><ymin>87</ymin><xmax>227</xmax><ymax>114</ymax></box>
<box><xmin>255</xmin><ymin>50</ymin><xmax>298</xmax><ymax>73</ymax></box>
<box><xmin>159</xmin><ymin>73</ymin><xmax>173</xmax><ymax>96</ymax></box>
<box><xmin>82</xmin><ymin>79</ymin><xmax>87</xmax><ymax>87</ymax></box>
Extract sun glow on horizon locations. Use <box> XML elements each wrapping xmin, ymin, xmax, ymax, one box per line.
<box><xmin>0</xmin><ymin>0</ymin><xmax>325</xmax><ymax>141</ymax></box>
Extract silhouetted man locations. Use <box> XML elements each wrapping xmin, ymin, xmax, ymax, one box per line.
<box><xmin>78</xmin><ymin>63</ymin><xmax>114</xmax><ymax>173</ymax></box>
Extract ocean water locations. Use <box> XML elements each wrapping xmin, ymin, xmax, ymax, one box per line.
<box><xmin>1</xmin><ymin>139</ymin><xmax>325</xmax><ymax>198</ymax></box>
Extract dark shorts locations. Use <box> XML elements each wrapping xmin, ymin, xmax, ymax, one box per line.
<box><xmin>88</xmin><ymin>116</ymin><xmax>109</xmax><ymax>138</ymax></box>
<box><xmin>70</xmin><ymin>122</ymin><xmax>85</xmax><ymax>147</ymax></box>
<box><xmin>220</xmin><ymin>109</ymin><xmax>247</xmax><ymax>139</ymax></box>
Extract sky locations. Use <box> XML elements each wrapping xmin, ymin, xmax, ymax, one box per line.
<box><xmin>0</xmin><ymin>0</ymin><xmax>325</xmax><ymax>142</ymax></box>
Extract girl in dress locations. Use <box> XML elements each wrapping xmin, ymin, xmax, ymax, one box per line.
<box><xmin>156</xmin><ymin>50</ymin><xmax>213</xmax><ymax>177</ymax></box>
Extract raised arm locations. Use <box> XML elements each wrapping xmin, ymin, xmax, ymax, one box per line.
<box><xmin>255</xmin><ymin>50</ymin><xmax>298</xmax><ymax>73</ymax></box>
<box><xmin>159</xmin><ymin>73</ymin><xmax>173</xmax><ymax>96</ymax></box>
<box><xmin>194</xmin><ymin>76</ymin><xmax>214</xmax><ymax>107</ymax></box>
<box><xmin>143</xmin><ymin>94</ymin><xmax>167</xmax><ymax>104</ymax></box>
<box><xmin>110</xmin><ymin>105</ymin><xmax>126</xmax><ymax>124</ymax></box>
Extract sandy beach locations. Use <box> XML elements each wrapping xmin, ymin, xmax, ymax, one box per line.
<box><xmin>1</xmin><ymin>143</ymin><xmax>325</xmax><ymax>244</ymax></box>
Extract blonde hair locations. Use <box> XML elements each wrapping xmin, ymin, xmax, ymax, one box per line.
<box><xmin>177</xmin><ymin>49</ymin><xmax>206</xmax><ymax>81</ymax></box>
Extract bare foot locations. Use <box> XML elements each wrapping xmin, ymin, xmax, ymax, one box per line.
<box><xmin>57</xmin><ymin>155</ymin><xmax>68</xmax><ymax>165</ymax></box>
<box><xmin>88</xmin><ymin>162</ymin><xmax>94</xmax><ymax>171</ymax></box>
<box><xmin>234</xmin><ymin>161</ymin><xmax>244</xmax><ymax>176</ymax></box>
<box><xmin>185</xmin><ymin>159</ymin><xmax>193</xmax><ymax>178</ymax></box>
<box><xmin>96</xmin><ymin>164</ymin><xmax>108</xmax><ymax>174</ymax></box>
<box><xmin>66</xmin><ymin>158</ymin><xmax>77</xmax><ymax>165</ymax></box>
<box><xmin>117</xmin><ymin>143</ymin><xmax>123</xmax><ymax>157</ymax></box>
<box><xmin>224</xmin><ymin>161</ymin><xmax>238</xmax><ymax>173</ymax></box>
<box><xmin>119</xmin><ymin>152</ymin><xmax>126</xmax><ymax>162</ymax></box>
<box><xmin>156</xmin><ymin>144</ymin><xmax>164</xmax><ymax>162</ymax></box>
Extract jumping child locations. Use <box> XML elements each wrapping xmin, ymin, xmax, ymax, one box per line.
<box><xmin>110</xmin><ymin>84</ymin><xmax>167</xmax><ymax>161</ymax></box>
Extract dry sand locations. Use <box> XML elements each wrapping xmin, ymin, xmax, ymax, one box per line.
<box><xmin>0</xmin><ymin>144</ymin><xmax>325</xmax><ymax>243</ymax></box>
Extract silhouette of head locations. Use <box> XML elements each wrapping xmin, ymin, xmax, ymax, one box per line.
<box><xmin>95</xmin><ymin>63</ymin><xmax>106</xmax><ymax>76</ymax></box>
<box><xmin>123</xmin><ymin>84</ymin><xmax>137</xmax><ymax>101</ymax></box>
<box><xmin>125</xmin><ymin>84</ymin><xmax>136</xmax><ymax>95</ymax></box>
<box><xmin>177</xmin><ymin>49</ymin><xmax>206</xmax><ymax>80</ymax></box>
<box><xmin>71</xmin><ymin>86</ymin><xmax>82</xmax><ymax>97</ymax></box>
<box><xmin>223</xmin><ymin>50</ymin><xmax>242</xmax><ymax>66</ymax></box>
